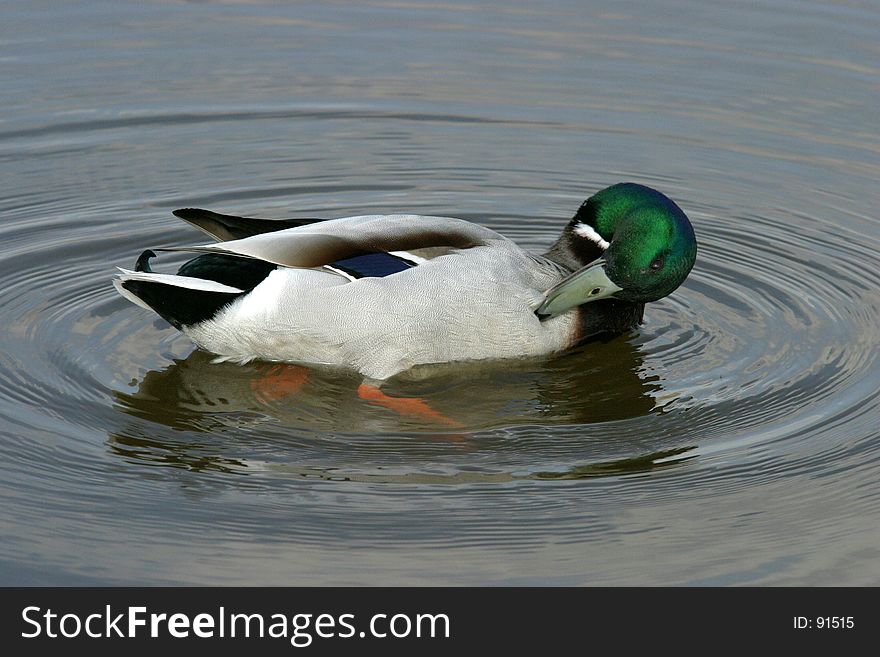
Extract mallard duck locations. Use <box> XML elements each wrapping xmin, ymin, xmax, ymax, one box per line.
<box><xmin>114</xmin><ymin>182</ymin><xmax>697</xmax><ymax>380</ymax></box>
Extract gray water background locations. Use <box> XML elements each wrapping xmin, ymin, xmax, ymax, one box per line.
<box><xmin>1</xmin><ymin>0</ymin><xmax>879</xmax><ymax>584</ymax></box>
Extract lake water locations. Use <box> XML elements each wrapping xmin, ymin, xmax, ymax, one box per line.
<box><xmin>2</xmin><ymin>0</ymin><xmax>879</xmax><ymax>585</ymax></box>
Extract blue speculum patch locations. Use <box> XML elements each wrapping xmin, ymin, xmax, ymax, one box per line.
<box><xmin>329</xmin><ymin>252</ymin><xmax>416</xmax><ymax>278</ymax></box>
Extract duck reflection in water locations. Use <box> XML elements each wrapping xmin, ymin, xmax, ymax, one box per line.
<box><xmin>114</xmin><ymin>336</ymin><xmax>662</xmax><ymax>433</ymax></box>
<box><xmin>109</xmin><ymin>338</ymin><xmax>699</xmax><ymax>480</ymax></box>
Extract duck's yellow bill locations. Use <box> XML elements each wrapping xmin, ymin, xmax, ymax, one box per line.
<box><xmin>536</xmin><ymin>259</ymin><xmax>623</xmax><ymax>319</ymax></box>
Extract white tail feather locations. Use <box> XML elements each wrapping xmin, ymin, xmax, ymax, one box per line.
<box><xmin>115</xmin><ymin>268</ymin><xmax>244</xmax><ymax>293</ymax></box>
<box><xmin>113</xmin><ymin>269</ymin><xmax>245</xmax><ymax>311</ymax></box>
<box><xmin>112</xmin><ymin>278</ymin><xmax>155</xmax><ymax>311</ymax></box>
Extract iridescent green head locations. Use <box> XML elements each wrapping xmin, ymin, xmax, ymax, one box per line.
<box><xmin>538</xmin><ymin>183</ymin><xmax>697</xmax><ymax>318</ymax></box>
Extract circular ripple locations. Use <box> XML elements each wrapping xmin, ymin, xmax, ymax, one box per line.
<box><xmin>1</xmin><ymin>122</ymin><xmax>878</xmax><ymax>490</ymax></box>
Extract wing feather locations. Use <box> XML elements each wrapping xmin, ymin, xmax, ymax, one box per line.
<box><xmin>159</xmin><ymin>214</ymin><xmax>506</xmax><ymax>268</ymax></box>
<box><xmin>172</xmin><ymin>208</ymin><xmax>325</xmax><ymax>241</ymax></box>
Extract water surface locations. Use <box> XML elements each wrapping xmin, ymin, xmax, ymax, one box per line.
<box><xmin>1</xmin><ymin>0</ymin><xmax>879</xmax><ymax>585</ymax></box>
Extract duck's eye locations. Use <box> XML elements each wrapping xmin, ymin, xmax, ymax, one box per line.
<box><xmin>650</xmin><ymin>256</ymin><xmax>665</xmax><ymax>271</ymax></box>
